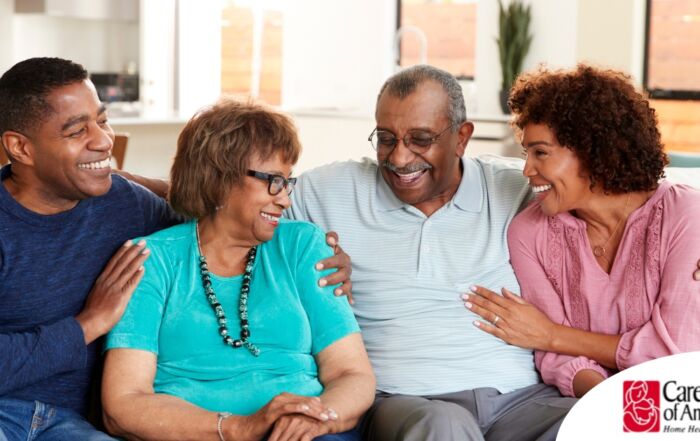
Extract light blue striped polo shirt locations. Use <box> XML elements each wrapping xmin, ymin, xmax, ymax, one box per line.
<box><xmin>286</xmin><ymin>155</ymin><xmax>539</xmax><ymax>395</ymax></box>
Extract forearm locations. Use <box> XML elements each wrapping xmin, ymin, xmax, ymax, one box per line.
<box><xmin>104</xmin><ymin>392</ymin><xmax>222</xmax><ymax>441</ymax></box>
<box><xmin>572</xmin><ymin>369</ymin><xmax>605</xmax><ymax>398</ymax></box>
<box><xmin>0</xmin><ymin>318</ymin><xmax>86</xmax><ymax>394</ymax></box>
<box><xmin>548</xmin><ymin>324</ymin><xmax>620</xmax><ymax>369</ymax></box>
<box><xmin>319</xmin><ymin>372</ymin><xmax>376</xmax><ymax>432</ymax></box>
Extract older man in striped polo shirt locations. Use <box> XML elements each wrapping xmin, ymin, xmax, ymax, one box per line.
<box><xmin>285</xmin><ymin>65</ymin><xmax>576</xmax><ymax>441</ymax></box>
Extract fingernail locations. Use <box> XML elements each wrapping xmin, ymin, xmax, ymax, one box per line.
<box><xmin>141</xmin><ymin>248</ymin><xmax>150</xmax><ymax>255</ymax></box>
<box><xmin>334</xmin><ymin>288</ymin><xmax>342</xmax><ymax>295</ymax></box>
<box><xmin>461</xmin><ymin>293</ymin><xmax>470</xmax><ymax>300</ymax></box>
<box><xmin>319</xmin><ymin>279</ymin><xmax>327</xmax><ymax>287</ymax></box>
<box><xmin>470</xmin><ymin>285</ymin><xmax>477</xmax><ymax>292</ymax></box>
<box><xmin>473</xmin><ymin>321</ymin><xmax>481</xmax><ymax>327</ymax></box>
<box><xmin>328</xmin><ymin>409</ymin><xmax>338</xmax><ymax>420</ymax></box>
<box><xmin>316</xmin><ymin>263</ymin><xmax>324</xmax><ymax>270</ymax></box>
<box><xmin>138</xmin><ymin>265</ymin><xmax>144</xmax><ymax>271</ymax></box>
<box><xmin>300</xmin><ymin>404</ymin><xmax>309</xmax><ymax>411</ymax></box>
<box><xmin>464</xmin><ymin>302</ymin><xmax>473</xmax><ymax>309</ymax></box>
<box><xmin>123</xmin><ymin>240</ymin><xmax>133</xmax><ymax>247</ymax></box>
<box><xmin>137</xmin><ymin>240</ymin><xmax>146</xmax><ymax>247</ymax></box>
<box><xmin>320</xmin><ymin>413</ymin><xmax>329</xmax><ymax>421</ymax></box>
<box><xmin>328</xmin><ymin>237</ymin><xmax>337</xmax><ymax>246</ymax></box>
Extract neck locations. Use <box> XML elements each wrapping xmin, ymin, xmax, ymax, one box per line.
<box><xmin>3</xmin><ymin>170</ymin><xmax>79</xmax><ymax>214</ymax></box>
<box><xmin>573</xmin><ymin>190</ymin><xmax>652</xmax><ymax>234</ymax></box>
<box><xmin>197</xmin><ymin>215</ymin><xmax>257</xmax><ymax>276</ymax></box>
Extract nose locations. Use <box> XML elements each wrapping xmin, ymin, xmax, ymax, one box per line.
<box><xmin>385</xmin><ymin>137</ymin><xmax>415</xmax><ymax>168</ymax></box>
<box><xmin>522</xmin><ymin>155</ymin><xmax>537</xmax><ymax>178</ymax></box>
<box><xmin>274</xmin><ymin>189</ymin><xmax>292</xmax><ymax>210</ymax></box>
<box><xmin>88</xmin><ymin>121</ymin><xmax>114</xmax><ymax>153</ymax></box>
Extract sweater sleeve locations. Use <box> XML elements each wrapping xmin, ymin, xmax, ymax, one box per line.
<box><xmin>507</xmin><ymin>208</ymin><xmax>607</xmax><ymax>397</ymax></box>
<box><xmin>616</xmin><ymin>186</ymin><xmax>700</xmax><ymax>369</ymax></box>
<box><xmin>0</xmin><ymin>317</ymin><xmax>87</xmax><ymax>395</ymax></box>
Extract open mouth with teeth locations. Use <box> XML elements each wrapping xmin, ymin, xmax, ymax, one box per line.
<box><xmin>78</xmin><ymin>157</ymin><xmax>111</xmax><ymax>171</ymax></box>
<box><xmin>391</xmin><ymin>169</ymin><xmax>428</xmax><ymax>186</ymax></box>
<box><xmin>531</xmin><ymin>184</ymin><xmax>552</xmax><ymax>194</ymax></box>
<box><xmin>531</xmin><ymin>183</ymin><xmax>553</xmax><ymax>201</ymax></box>
<box><xmin>260</xmin><ymin>211</ymin><xmax>281</xmax><ymax>225</ymax></box>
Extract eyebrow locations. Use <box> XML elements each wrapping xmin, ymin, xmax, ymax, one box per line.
<box><xmin>60</xmin><ymin>105</ymin><xmax>107</xmax><ymax>132</ymax></box>
<box><xmin>522</xmin><ymin>140</ymin><xmax>554</xmax><ymax>148</ymax></box>
<box><xmin>376</xmin><ymin>126</ymin><xmax>434</xmax><ymax>133</ymax></box>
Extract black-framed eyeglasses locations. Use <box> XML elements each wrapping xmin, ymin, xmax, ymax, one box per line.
<box><xmin>367</xmin><ymin>124</ymin><xmax>454</xmax><ymax>154</ymax></box>
<box><xmin>246</xmin><ymin>170</ymin><xmax>297</xmax><ymax>196</ymax></box>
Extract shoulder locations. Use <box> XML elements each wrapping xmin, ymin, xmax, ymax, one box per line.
<box><xmin>471</xmin><ymin>155</ymin><xmax>530</xmax><ymax>207</ymax></box>
<box><xmin>661</xmin><ymin>182</ymin><xmax>700</xmax><ymax>208</ymax></box>
<box><xmin>299</xmin><ymin>158</ymin><xmax>377</xmax><ymax>186</ymax></box>
<box><xmin>274</xmin><ymin>218</ymin><xmax>327</xmax><ymax>244</ymax></box>
<box><xmin>657</xmin><ymin>183</ymin><xmax>700</xmax><ymax>229</ymax></box>
<box><xmin>137</xmin><ymin>221</ymin><xmax>194</xmax><ymax>257</ymax></box>
<box><xmin>106</xmin><ymin>174</ymin><xmax>166</xmax><ymax>208</ymax></box>
<box><xmin>508</xmin><ymin>202</ymin><xmax>548</xmax><ymax>242</ymax></box>
<box><xmin>474</xmin><ymin>154</ymin><xmax>526</xmax><ymax>181</ymax></box>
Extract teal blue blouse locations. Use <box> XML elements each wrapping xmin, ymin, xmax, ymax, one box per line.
<box><xmin>105</xmin><ymin>219</ymin><xmax>360</xmax><ymax>415</ymax></box>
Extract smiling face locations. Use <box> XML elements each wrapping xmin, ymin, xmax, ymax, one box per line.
<box><xmin>522</xmin><ymin>123</ymin><xmax>594</xmax><ymax>216</ymax></box>
<box><xmin>375</xmin><ymin>80</ymin><xmax>472</xmax><ymax>216</ymax></box>
<box><xmin>23</xmin><ymin>80</ymin><xmax>114</xmax><ymax>207</ymax></box>
<box><xmin>221</xmin><ymin>150</ymin><xmax>293</xmax><ymax>245</ymax></box>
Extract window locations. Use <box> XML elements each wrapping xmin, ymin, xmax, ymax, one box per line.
<box><xmin>398</xmin><ymin>0</ymin><xmax>476</xmax><ymax>79</ymax></box>
<box><xmin>221</xmin><ymin>0</ymin><xmax>283</xmax><ymax>105</ymax></box>
<box><xmin>644</xmin><ymin>0</ymin><xmax>700</xmax><ymax>99</ymax></box>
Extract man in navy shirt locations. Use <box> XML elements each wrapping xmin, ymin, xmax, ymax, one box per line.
<box><xmin>0</xmin><ymin>57</ymin><xmax>351</xmax><ymax>440</ymax></box>
<box><xmin>0</xmin><ymin>58</ymin><xmax>181</xmax><ymax>440</ymax></box>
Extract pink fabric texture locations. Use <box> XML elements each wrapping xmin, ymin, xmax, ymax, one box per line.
<box><xmin>507</xmin><ymin>180</ymin><xmax>700</xmax><ymax>397</ymax></box>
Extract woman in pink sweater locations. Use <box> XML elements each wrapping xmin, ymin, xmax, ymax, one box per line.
<box><xmin>464</xmin><ymin>65</ymin><xmax>700</xmax><ymax>398</ymax></box>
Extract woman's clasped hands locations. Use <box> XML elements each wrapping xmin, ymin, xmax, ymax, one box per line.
<box><xmin>223</xmin><ymin>393</ymin><xmax>338</xmax><ymax>441</ymax></box>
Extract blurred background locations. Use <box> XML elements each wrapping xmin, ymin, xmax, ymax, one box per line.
<box><xmin>1</xmin><ymin>0</ymin><xmax>698</xmax><ymax>177</ymax></box>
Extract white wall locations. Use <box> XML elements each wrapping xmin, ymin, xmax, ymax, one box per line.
<box><xmin>6</xmin><ymin>15</ymin><xmax>138</xmax><ymax>74</ymax></box>
<box><xmin>576</xmin><ymin>0</ymin><xmax>647</xmax><ymax>81</ymax></box>
<box><xmin>281</xmin><ymin>0</ymin><xmax>396</xmax><ymax>116</ymax></box>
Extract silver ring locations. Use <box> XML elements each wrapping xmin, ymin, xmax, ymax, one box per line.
<box><xmin>493</xmin><ymin>315</ymin><xmax>500</xmax><ymax>325</ymax></box>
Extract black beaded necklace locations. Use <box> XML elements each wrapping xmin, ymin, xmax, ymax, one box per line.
<box><xmin>196</xmin><ymin>222</ymin><xmax>260</xmax><ymax>357</ymax></box>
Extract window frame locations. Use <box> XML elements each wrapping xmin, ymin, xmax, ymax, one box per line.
<box><xmin>396</xmin><ymin>0</ymin><xmax>475</xmax><ymax>81</ymax></box>
<box><xmin>643</xmin><ymin>0</ymin><xmax>700</xmax><ymax>100</ymax></box>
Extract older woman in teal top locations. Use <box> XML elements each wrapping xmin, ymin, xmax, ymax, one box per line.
<box><xmin>102</xmin><ymin>99</ymin><xmax>375</xmax><ymax>441</ymax></box>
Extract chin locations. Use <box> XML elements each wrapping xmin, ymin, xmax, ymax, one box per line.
<box><xmin>86</xmin><ymin>177</ymin><xmax>113</xmax><ymax>197</ymax></box>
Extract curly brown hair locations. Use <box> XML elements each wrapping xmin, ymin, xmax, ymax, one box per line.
<box><xmin>509</xmin><ymin>64</ymin><xmax>667</xmax><ymax>194</ymax></box>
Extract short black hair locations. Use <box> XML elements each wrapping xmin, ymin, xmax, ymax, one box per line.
<box><xmin>0</xmin><ymin>57</ymin><xmax>88</xmax><ymax>139</ymax></box>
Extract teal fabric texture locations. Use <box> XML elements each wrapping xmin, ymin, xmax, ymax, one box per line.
<box><xmin>105</xmin><ymin>219</ymin><xmax>360</xmax><ymax>415</ymax></box>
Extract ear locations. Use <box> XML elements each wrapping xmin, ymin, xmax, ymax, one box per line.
<box><xmin>1</xmin><ymin>131</ymin><xmax>35</xmax><ymax>166</ymax></box>
<box><xmin>455</xmin><ymin>121</ymin><xmax>474</xmax><ymax>157</ymax></box>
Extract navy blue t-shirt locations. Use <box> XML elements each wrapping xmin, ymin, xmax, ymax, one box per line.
<box><xmin>0</xmin><ymin>165</ymin><xmax>181</xmax><ymax>414</ymax></box>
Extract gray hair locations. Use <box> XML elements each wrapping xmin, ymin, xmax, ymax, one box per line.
<box><xmin>376</xmin><ymin>65</ymin><xmax>467</xmax><ymax>130</ymax></box>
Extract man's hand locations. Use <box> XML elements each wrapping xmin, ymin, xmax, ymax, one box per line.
<box><xmin>75</xmin><ymin>240</ymin><xmax>150</xmax><ymax>344</ymax></box>
<box><xmin>224</xmin><ymin>394</ymin><xmax>335</xmax><ymax>441</ymax></box>
<box><xmin>268</xmin><ymin>414</ymin><xmax>332</xmax><ymax>441</ymax></box>
<box><xmin>316</xmin><ymin>231</ymin><xmax>354</xmax><ymax>304</ymax></box>
<box><xmin>463</xmin><ymin>285</ymin><xmax>557</xmax><ymax>351</ymax></box>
